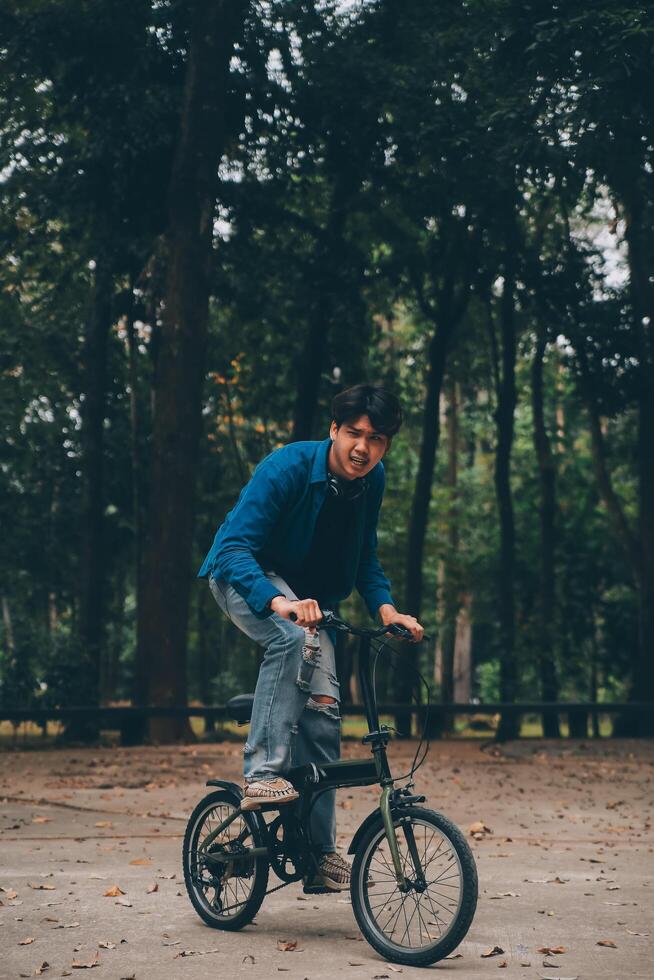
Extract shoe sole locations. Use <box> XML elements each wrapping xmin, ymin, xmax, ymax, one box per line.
<box><xmin>240</xmin><ymin>791</ymin><xmax>299</xmax><ymax>811</ymax></box>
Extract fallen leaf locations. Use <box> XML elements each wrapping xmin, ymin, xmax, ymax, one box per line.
<box><xmin>71</xmin><ymin>952</ymin><xmax>100</xmax><ymax>969</ymax></box>
<box><xmin>115</xmin><ymin>898</ymin><xmax>132</xmax><ymax>907</ymax></box>
<box><xmin>537</xmin><ymin>946</ymin><xmax>567</xmax><ymax>955</ymax></box>
<box><xmin>490</xmin><ymin>891</ymin><xmax>520</xmax><ymax>899</ymax></box>
<box><xmin>481</xmin><ymin>945</ymin><xmax>505</xmax><ymax>958</ymax></box>
<box><xmin>18</xmin><ymin>937</ymin><xmax>35</xmax><ymax>945</ymax></box>
<box><xmin>53</xmin><ymin>922</ymin><xmax>80</xmax><ymax>930</ymax></box>
<box><xmin>1</xmin><ymin>888</ymin><xmax>18</xmax><ymax>899</ymax></box>
<box><xmin>243</xmin><ymin>954</ymin><xmax>255</xmax><ymax>964</ymax></box>
<box><xmin>34</xmin><ymin>963</ymin><xmax>50</xmax><ymax>975</ymax></box>
<box><xmin>32</xmin><ymin>816</ymin><xmax>52</xmax><ymax>824</ymax></box>
<box><xmin>277</xmin><ymin>940</ymin><xmax>299</xmax><ymax>952</ymax></box>
<box><xmin>129</xmin><ymin>858</ymin><xmax>151</xmax><ymax>866</ymax></box>
<box><xmin>597</xmin><ymin>939</ymin><xmax>617</xmax><ymax>948</ymax></box>
<box><xmin>103</xmin><ymin>885</ymin><xmax>125</xmax><ymax>897</ymax></box>
<box><xmin>469</xmin><ymin>820</ymin><xmax>493</xmax><ymax>835</ymax></box>
<box><xmin>29</xmin><ymin>883</ymin><xmax>55</xmax><ymax>891</ymax></box>
<box><xmin>98</xmin><ymin>941</ymin><xmax>115</xmax><ymax>950</ymax></box>
<box><xmin>626</xmin><ymin>929</ymin><xmax>649</xmax><ymax>936</ymax></box>
<box><xmin>146</xmin><ymin>882</ymin><xmax>158</xmax><ymax>894</ymax></box>
<box><xmin>94</xmin><ymin>821</ymin><xmax>113</xmax><ymax>828</ymax></box>
<box><xmin>498</xmin><ymin>961</ymin><xmax>508</xmax><ymax>968</ymax></box>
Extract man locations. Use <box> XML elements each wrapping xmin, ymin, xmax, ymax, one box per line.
<box><xmin>198</xmin><ymin>383</ymin><xmax>423</xmax><ymax>892</ymax></box>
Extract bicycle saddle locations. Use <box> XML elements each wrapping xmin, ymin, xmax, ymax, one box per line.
<box><xmin>226</xmin><ymin>693</ymin><xmax>254</xmax><ymax>724</ymax></box>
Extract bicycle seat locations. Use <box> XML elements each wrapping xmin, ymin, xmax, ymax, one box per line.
<box><xmin>226</xmin><ymin>693</ymin><xmax>254</xmax><ymax>724</ymax></box>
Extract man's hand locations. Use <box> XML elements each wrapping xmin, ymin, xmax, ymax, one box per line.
<box><xmin>378</xmin><ymin>603</ymin><xmax>424</xmax><ymax>642</ymax></box>
<box><xmin>270</xmin><ymin>595</ymin><xmax>323</xmax><ymax>628</ymax></box>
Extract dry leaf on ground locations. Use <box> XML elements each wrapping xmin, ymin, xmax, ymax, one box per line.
<box><xmin>277</xmin><ymin>939</ymin><xmax>300</xmax><ymax>952</ymax></box>
<box><xmin>29</xmin><ymin>882</ymin><xmax>55</xmax><ymax>890</ymax></box>
<box><xmin>129</xmin><ymin>858</ymin><xmax>151</xmax><ymax>866</ymax></box>
<box><xmin>481</xmin><ymin>945</ymin><xmax>505</xmax><ymax>958</ymax></box>
<box><xmin>597</xmin><ymin>939</ymin><xmax>617</xmax><ymax>948</ymax></box>
<box><xmin>18</xmin><ymin>937</ymin><xmax>35</xmax><ymax>945</ymax></box>
<box><xmin>146</xmin><ymin>882</ymin><xmax>158</xmax><ymax>893</ymax></box>
<box><xmin>71</xmin><ymin>952</ymin><xmax>100</xmax><ymax>969</ymax></box>
<box><xmin>537</xmin><ymin>946</ymin><xmax>567</xmax><ymax>955</ymax></box>
<box><xmin>469</xmin><ymin>820</ymin><xmax>493</xmax><ymax>835</ymax></box>
<box><xmin>103</xmin><ymin>885</ymin><xmax>125</xmax><ymax>897</ymax></box>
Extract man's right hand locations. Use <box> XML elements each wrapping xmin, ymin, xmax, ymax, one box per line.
<box><xmin>270</xmin><ymin>595</ymin><xmax>323</xmax><ymax>628</ymax></box>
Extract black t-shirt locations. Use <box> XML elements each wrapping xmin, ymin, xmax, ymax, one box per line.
<box><xmin>283</xmin><ymin>481</ymin><xmax>361</xmax><ymax>605</ymax></box>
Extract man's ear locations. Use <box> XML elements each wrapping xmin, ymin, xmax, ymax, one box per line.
<box><xmin>329</xmin><ymin>420</ymin><xmax>338</xmax><ymax>441</ymax></box>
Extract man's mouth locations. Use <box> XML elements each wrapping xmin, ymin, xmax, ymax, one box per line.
<box><xmin>350</xmin><ymin>455</ymin><xmax>368</xmax><ymax>468</ymax></box>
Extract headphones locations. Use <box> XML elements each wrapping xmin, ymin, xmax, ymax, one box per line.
<box><xmin>327</xmin><ymin>471</ymin><xmax>368</xmax><ymax>501</ymax></box>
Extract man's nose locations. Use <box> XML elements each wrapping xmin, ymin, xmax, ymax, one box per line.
<box><xmin>354</xmin><ymin>437</ymin><xmax>369</xmax><ymax>455</ymax></box>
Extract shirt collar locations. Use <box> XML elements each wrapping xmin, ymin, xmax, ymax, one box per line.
<box><xmin>310</xmin><ymin>437</ymin><xmax>332</xmax><ymax>484</ymax></box>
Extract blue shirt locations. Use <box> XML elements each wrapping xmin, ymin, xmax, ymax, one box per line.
<box><xmin>197</xmin><ymin>437</ymin><xmax>395</xmax><ymax>619</ymax></box>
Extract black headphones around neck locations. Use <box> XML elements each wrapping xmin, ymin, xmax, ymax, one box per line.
<box><xmin>327</xmin><ymin>471</ymin><xmax>368</xmax><ymax>501</ymax></box>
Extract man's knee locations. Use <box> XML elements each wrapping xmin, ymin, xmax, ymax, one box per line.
<box><xmin>311</xmin><ymin>695</ymin><xmax>337</xmax><ymax>704</ymax></box>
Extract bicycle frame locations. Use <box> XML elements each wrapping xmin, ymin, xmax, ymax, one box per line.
<box><xmin>199</xmin><ymin>615</ymin><xmax>421</xmax><ymax>890</ymax></box>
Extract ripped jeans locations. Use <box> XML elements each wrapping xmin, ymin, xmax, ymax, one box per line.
<box><xmin>208</xmin><ymin>572</ymin><xmax>340</xmax><ymax>855</ymax></box>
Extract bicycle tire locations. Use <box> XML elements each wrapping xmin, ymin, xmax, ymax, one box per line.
<box><xmin>182</xmin><ymin>790</ymin><xmax>269</xmax><ymax>931</ymax></box>
<box><xmin>350</xmin><ymin>805</ymin><xmax>477</xmax><ymax>966</ymax></box>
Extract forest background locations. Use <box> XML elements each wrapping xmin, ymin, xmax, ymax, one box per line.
<box><xmin>1</xmin><ymin>0</ymin><xmax>653</xmax><ymax>744</ymax></box>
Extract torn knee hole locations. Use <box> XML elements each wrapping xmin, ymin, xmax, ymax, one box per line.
<box><xmin>307</xmin><ymin>696</ymin><xmax>340</xmax><ymax>717</ymax></box>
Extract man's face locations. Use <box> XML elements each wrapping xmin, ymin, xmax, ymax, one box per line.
<box><xmin>328</xmin><ymin>414</ymin><xmax>389</xmax><ymax>481</ymax></box>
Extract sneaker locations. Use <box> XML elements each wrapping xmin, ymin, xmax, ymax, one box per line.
<box><xmin>303</xmin><ymin>852</ymin><xmax>352</xmax><ymax>893</ymax></box>
<box><xmin>240</xmin><ymin>777</ymin><xmax>299</xmax><ymax>811</ymax></box>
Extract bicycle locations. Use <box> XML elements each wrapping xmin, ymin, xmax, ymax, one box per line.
<box><xmin>182</xmin><ymin>611</ymin><xmax>478</xmax><ymax>967</ymax></box>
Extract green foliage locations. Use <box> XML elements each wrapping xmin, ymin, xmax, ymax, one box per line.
<box><xmin>1</xmin><ymin>0</ymin><xmax>650</xmax><ymax>720</ymax></box>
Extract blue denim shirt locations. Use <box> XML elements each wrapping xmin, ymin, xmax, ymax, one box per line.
<box><xmin>197</xmin><ymin>438</ymin><xmax>395</xmax><ymax>619</ymax></box>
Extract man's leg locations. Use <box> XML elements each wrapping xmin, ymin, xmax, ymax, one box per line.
<box><xmin>209</xmin><ymin>575</ymin><xmax>319</xmax><ymax>782</ymax></box>
<box><xmin>292</xmin><ymin>629</ymin><xmax>341</xmax><ymax>855</ymax></box>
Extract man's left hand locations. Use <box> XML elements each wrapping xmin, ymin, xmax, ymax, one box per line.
<box><xmin>378</xmin><ymin>604</ymin><xmax>424</xmax><ymax>642</ymax></box>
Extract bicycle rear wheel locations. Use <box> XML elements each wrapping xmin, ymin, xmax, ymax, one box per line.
<box><xmin>183</xmin><ymin>790</ymin><xmax>269</xmax><ymax>930</ymax></box>
<box><xmin>351</xmin><ymin>806</ymin><xmax>477</xmax><ymax>966</ymax></box>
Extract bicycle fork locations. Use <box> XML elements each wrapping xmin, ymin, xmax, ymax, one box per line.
<box><xmin>380</xmin><ymin>786</ymin><xmax>426</xmax><ymax>892</ymax></box>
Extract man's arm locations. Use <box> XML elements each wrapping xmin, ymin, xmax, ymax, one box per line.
<box><xmin>213</xmin><ymin>457</ymin><xmax>292</xmax><ymax>616</ymax></box>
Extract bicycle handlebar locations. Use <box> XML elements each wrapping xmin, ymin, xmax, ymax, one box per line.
<box><xmin>288</xmin><ymin>608</ymin><xmax>419</xmax><ymax>641</ymax></box>
<box><xmin>319</xmin><ymin>610</ymin><xmax>415</xmax><ymax>641</ymax></box>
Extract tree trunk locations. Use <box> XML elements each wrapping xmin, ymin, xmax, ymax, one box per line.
<box><xmin>394</xmin><ymin>318</ymin><xmax>452</xmax><ymax>735</ymax></box>
<box><xmin>439</xmin><ymin>377</ymin><xmax>460</xmax><ymax>735</ymax></box>
<box><xmin>531</xmin><ymin>330</ymin><xmax>560</xmax><ymax>737</ymax></box>
<box><xmin>623</xmin><ymin>186</ymin><xmax>654</xmax><ymax>733</ymax></box>
<box><xmin>138</xmin><ymin>0</ymin><xmax>247</xmax><ymax>744</ymax></box>
<box><xmin>291</xmin><ymin>177</ymin><xmax>357</xmax><ymax>441</ymax></box>
<box><xmin>73</xmin><ymin>254</ymin><xmax>113</xmax><ymax>741</ymax></box>
<box><xmin>494</xmin><ymin>235</ymin><xmax>519</xmax><ymax>742</ymax></box>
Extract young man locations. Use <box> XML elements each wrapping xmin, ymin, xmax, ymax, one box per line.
<box><xmin>198</xmin><ymin>384</ymin><xmax>423</xmax><ymax>892</ymax></box>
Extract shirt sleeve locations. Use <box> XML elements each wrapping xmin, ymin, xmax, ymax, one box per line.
<box><xmin>213</xmin><ymin>457</ymin><xmax>291</xmax><ymax>617</ymax></box>
<box><xmin>355</xmin><ymin>465</ymin><xmax>395</xmax><ymax>618</ymax></box>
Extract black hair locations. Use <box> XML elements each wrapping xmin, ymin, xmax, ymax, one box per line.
<box><xmin>331</xmin><ymin>383</ymin><xmax>403</xmax><ymax>437</ymax></box>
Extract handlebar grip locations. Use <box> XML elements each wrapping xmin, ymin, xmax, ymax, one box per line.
<box><xmin>388</xmin><ymin>623</ymin><xmax>413</xmax><ymax>639</ymax></box>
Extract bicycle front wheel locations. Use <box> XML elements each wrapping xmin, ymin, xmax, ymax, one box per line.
<box><xmin>351</xmin><ymin>806</ymin><xmax>477</xmax><ymax>966</ymax></box>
